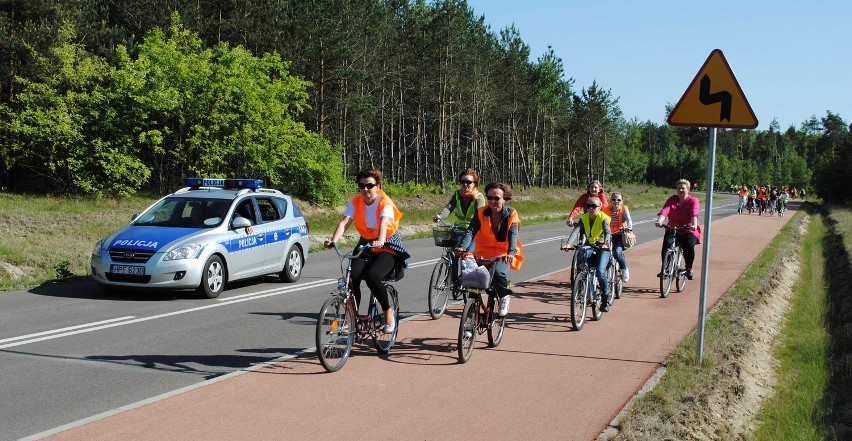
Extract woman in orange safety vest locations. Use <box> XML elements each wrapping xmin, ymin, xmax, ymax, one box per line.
<box><xmin>325</xmin><ymin>169</ymin><xmax>409</xmax><ymax>334</ymax></box>
<box><xmin>456</xmin><ymin>182</ymin><xmax>524</xmax><ymax>317</ymax></box>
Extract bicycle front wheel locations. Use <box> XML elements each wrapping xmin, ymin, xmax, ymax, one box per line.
<box><xmin>570</xmin><ymin>274</ymin><xmax>588</xmax><ymax>331</ymax></box>
<box><xmin>373</xmin><ymin>285</ymin><xmax>399</xmax><ymax>354</ymax></box>
<box><xmin>487</xmin><ymin>295</ymin><xmax>506</xmax><ymax>347</ymax></box>
<box><xmin>458</xmin><ymin>298</ymin><xmax>478</xmax><ymax>363</ymax></box>
<box><xmin>428</xmin><ymin>258</ymin><xmax>452</xmax><ymax>319</ymax></box>
<box><xmin>675</xmin><ymin>252</ymin><xmax>688</xmax><ymax>292</ymax></box>
<box><xmin>614</xmin><ymin>266</ymin><xmax>624</xmax><ymax>300</ymax></box>
<box><xmin>316</xmin><ymin>296</ymin><xmax>354</xmax><ymax>373</ymax></box>
<box><xmin>606</xmin><ymin>262</ymin><xmax>616</xmax><ymax>306</ymax></box>
<box><xmin>660</xmin><ymin>251</ymin><xmax>675</xmax><ymax>298</ymax></box>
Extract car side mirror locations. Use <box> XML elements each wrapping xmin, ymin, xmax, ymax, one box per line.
<box><xmin>232</xmin><ymin>216</ymin><xmax>252</xmax><ymax>229</ymax></box>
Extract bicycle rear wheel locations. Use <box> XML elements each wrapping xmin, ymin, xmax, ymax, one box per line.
<box><xmin>606</xmin><ymin>261</ymin><xmax>616</xmax><ymax>306</ymax></box>
<box><xmin>487</xmin><ymin>294</ymin><xmax>506</xmax><ymax>347</ymax></box>
<box><xmin>458</xmin><ymin>298</ymin><xmax>477</xmax><ymax>363</ymax></box>
<box><xmin>675</xmin><ymin>252</ymin><xmax>688</xmax><ymax>292</ymax></box>
<box><xmin>316</xmin><ymin>296</ymin><xmax>354</xmax><ymax>373</ymax></box>
<box><xmin>570</xmin><ymin>274</ymin><xmax>588</xmax><ymax>331</ymax></box>
<box><xmin>660</xmin><ymin>250</ymin><xmax>675</xmax><ymax>298</ymax></box>
<box><xmin>428</xmin><ymin>258</ymin><xmax>452</xmax><ymax>319</ymax></box>
<box><xmin>590</xmin><ymin>279</ymin><xmax>603</xmax><ymax>321</ymax></box>
<box><xmin>372</xmin><ymin>285</ymin><xmax>399</xmax><ymax>354</ymax></box>
<box><xmin>614</xmin><ymin>265</ymin><xmax>623</xmax><ymax>300</ymax></box>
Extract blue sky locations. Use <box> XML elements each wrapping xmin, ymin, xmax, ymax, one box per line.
<box><xmin>467</xmin><ymin>0</ymin><xmax>852</xmax><ymax>131</ymax></box>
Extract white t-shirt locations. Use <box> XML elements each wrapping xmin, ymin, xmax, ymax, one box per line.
<box><xmin>344</xmin><ymin>195</ymin><xmax>395</xmax><ymax>230</ymax></box>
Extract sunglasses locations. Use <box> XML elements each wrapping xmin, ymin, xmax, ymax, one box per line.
<box><xmin>459</xmin><ymin>179</ymin><xmax>474</xmax><ymax>185</ymax></box>
<box><xmin>486</xmin><ymin>196</ymin><xmax>502</xmax><ymax>201</ymax></box>
<box><xmin>612</xmin><ymin>198</ymin><xmax>622</xmax><ymax>202</ymax></box>
<box><xmin>358</xmin><ymin>182</ymin><xmax>377</xmax><ymax>190</ymax></box>
<box><xmin>585</xmin><ymin>203</ymin><xmax>600</xmax><ymax>208</ymax></box>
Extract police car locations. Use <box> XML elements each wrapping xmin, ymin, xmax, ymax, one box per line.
<box><xmin>91</xmin><ymin>178</ymin><xmax>310</xmax><ymax>298</ymax></box>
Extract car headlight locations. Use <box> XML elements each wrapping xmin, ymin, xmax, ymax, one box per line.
<box><xmin>92</xmin><ymin>239</ymin><xmax>104</xmax><ymax>257</ymax></box>
<box><xmin>163</xmin><ymin>244</ymin><xmax>204</xmax><ymax>261</ymax></box>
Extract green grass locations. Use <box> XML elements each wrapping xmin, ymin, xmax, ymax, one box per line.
<box><xmin>0</xmin><ymin>183</ymin><xmax>688</xmax><ymax>291</ymax></box>
<box><xmin>750</xmin><ymin>212</ymin><xmax>833</xmax><ymax>440</ymax></box>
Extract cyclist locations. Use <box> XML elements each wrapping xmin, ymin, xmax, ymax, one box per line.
<box><xmin>747</xmin><ymin>185</ymin><xmax>757</xmax><ymax>213</ymax></box>
<box><xmin>565</xmin><ymin>196</ymin><xmax>612</xmax><ymax>311</ymax></box>
<box><xmin>325</xmin><ymin>169</ymin><xmax>410</xmax><ymax>334</ymax></box>
<box><xmin>655</xmin><ymin>179</ymin><xmax>701</xmax><ymax>280</ymax></box>
<box><xmin>566</xmin><ymin>180</ymin><xmax>609</xmax><ymax>227</ymax></box>
<box><xmin>737</xmin><ymin>184</ymin><xmax>748</xmax><ymax>214</ymax></box>
<box><xmin>756</xmin><ymin>185</ymin><xmax>768</xmax><ymax>214</ymax></box>
<box><xmin>779</xmin><ymin>187</ymin><xmax>789</xmax><ymax>212</ymax></box>
<box><xmin>456</xmin><ymin>182</ymin><xmax>524</xmax><ymax>317</ymax></box>
<box><xmin>603</xmin><ymin>192</ymin><xmax>632</xmax><ymax>282</ymax></box>
<box><xmin>434</xmin><ymin>168</ymin><xmax>486</xmax><ymax>282</ymax></box>
<box><xmin>768</xmin><ymin>186</ymin><xmax>778</xmax><ymax>213</ymax></box>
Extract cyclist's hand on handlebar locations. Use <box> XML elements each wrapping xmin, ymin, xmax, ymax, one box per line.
<box><xmin>502</xmin><ymin>254</ymin><xmax>514</xmax><ymax>264</ymax></box>
<box><xmin>323</xmin><ymin>240</ymin><xmax>335</xmax><ymax>249</ymax></box>
<box><xmin>566</xmin><ymin>218</ymin><xmax>574</xmax><ymax>227</ymax></box>
<box><xmin>370</xmin><ymin>240</ymin><xmax>385</xmax><ymax>248</ymax></box>
<box><xmin>433</xmin><ymin>215</ymin><xmax>440</xmax><ymax>222</ymax></box>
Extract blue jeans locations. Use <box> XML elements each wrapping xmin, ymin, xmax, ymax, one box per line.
<box><xmin>612</xmin><ymin>234</ymin><xmax>628</xmax><ymax>270</ymax></box>
<box><xmin>579</xmin><ymin>247</ymin><xmax>610</xmax><ymax>298</ymax></box>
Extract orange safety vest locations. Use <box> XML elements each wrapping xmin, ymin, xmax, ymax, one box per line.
<box><xmin>473</xmin><ymin>206</ymin><xmax>524</xmax><ymax>270</ymax></box>
<box><xmin>351</xmin><ymin>189</ymin><xmax>402</xmax><ymax>241</ymax></box>
<box><xmin>604</xmin><ymin>205</ymin><xmax>626</xmax><ymax>233</ymax></box>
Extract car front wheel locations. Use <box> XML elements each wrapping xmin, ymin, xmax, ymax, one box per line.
<box><xmin>197</xmin><ymin>255</ymin><xmax>225</xmax><ymax>298</ymax></box>
<box><xmin>280</xmin><ymin>246</ymin><xmax>303</xmax><ymax>283</ymax></box>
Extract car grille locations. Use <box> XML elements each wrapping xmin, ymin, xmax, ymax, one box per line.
<box><xmin>109</xmin><ymin>249</ymin><xmax>156</xmax><ymax>263</ymax></box>
<box><xmin>105</xmin><ymin>273</ymin><xmax>152</xmax><ymax>283</ymax></box>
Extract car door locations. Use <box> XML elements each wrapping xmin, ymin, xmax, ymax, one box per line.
<box><xmin>223</xmin><ymin>197</ymin><xmax>267</xmax><ymax>280</ymax></box>
<box><xmin>256</xmin><ymin>196</ymin><xmax>293</xmax><ymax>268</ymax></box>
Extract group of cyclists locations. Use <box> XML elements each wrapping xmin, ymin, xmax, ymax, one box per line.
<box><xmin>323</xmin><ymin>167</ymin><xmax>706</xmax><ymax>339</ymax></box>
<box><xmin>736</xmin><ymin>184</ymin><xmax>799</xmax><ymax>216</ymax></box>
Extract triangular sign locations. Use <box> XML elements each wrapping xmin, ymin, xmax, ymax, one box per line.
<box><xmin>668</xmin><ymin>49</ymin><xmax>758</xmax><ymax>129</ymax></box>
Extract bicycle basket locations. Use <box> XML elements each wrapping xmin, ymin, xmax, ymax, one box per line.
<box><xmin>432</xmin><ymin>225</ymin><xmax>465</xmax><ymax>247</ymax></box>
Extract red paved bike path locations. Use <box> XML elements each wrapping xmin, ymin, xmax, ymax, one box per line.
<box><xmin>39</xmin><ymin>207</ymin><xmax>796</xmax><ymax>441</ymax></box>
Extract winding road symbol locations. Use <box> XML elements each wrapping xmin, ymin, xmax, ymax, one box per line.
<box><xmin>668</xmin><ymin>49</ymin><xmax>757</xmax><ymax>129</ymax></box>
<box><xmin>699</xmin><ymin>74</ymin><xmax>732</xmax><ymax>122</ymax></box>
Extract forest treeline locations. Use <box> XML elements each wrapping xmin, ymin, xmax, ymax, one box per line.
<box><xmin>1</xmin><ymin>0</ymin><xmax>850</xmax><ymax>205</ymax></box>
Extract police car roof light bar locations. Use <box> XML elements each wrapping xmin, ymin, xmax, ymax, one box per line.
<box><xmin>185</xmin><ymin>178</ymin><xmax>264</xmax><ymax>190</ymax></box>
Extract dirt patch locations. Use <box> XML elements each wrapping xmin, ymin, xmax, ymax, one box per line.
<box><xmin>697</xmin><ymin>218</ymin><xmax>808</xmax><ymax>439</ymax></box>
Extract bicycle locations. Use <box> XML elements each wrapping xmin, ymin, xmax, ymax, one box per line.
<box><xmin>427</xmin><ymin>216</ymin><xmax>467</xmax><ymax>319</ymax></box>
<box><xmin>457</xmin><ymin>256</ymin><xmax>507</xmax><ymax>363</ymax></box>
<box><xmin>610</xmin><ymin>229</ymin><xmax>630</xmax><ymax>301</ymax></box>
<box><xmin>561</xmin><ymin>238</ymin><xmax>607</xmax><ymax>331</ymax></box>
<box><xmin>777</xmin><ymin>198</ymin><xmax>786</xmax><ymax>217</ymax></box>
<box><xmin>658</xmin><ymin>225</ymin><xmax>691</xmax><ymax>298</ymax></box>
<box><xmin>315</xmin><ymin>243</ymin><xmax>401</xmax><ymax>373</ymax></box>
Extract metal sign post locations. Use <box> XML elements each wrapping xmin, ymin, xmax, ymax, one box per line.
<box><xmin>696</xmin><ymin>128</ymin><xmax>717</xmax><ymax>361</ymax></box>
<box><xmin>667</xmin><ymin>49</ymin><xmax>757</xmax><ymax>363</ymax></box>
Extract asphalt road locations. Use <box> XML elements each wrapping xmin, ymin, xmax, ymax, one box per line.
<box><xmin>0</xmin><ymin>194</ymin><xmax>740</xmax><ymax>440</ymax></box>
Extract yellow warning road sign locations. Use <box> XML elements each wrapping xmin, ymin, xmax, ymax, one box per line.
<box><xmin>668</xmin><ymin>49</ymin><xmax>758</xmax><ymax>129</ymax></box>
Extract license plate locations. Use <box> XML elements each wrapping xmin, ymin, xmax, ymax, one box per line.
<box><xmin>111</xmin><ymin>265</ymin><xmax>145</xmax><ymax>276</ymax></box>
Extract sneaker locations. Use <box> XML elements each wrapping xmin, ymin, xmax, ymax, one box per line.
<box><xmin>601</xmin><ymin>302</ymin><xmax>610</xmax><ymax>312</ymax></box>
<box><xmin>656</xmin><ymin>272</ymin><xmax>663</xmax><ymax>278</ymax></box>
<box><xmin>498</xmin><ymin>296</ymin><xmax>510</xmax><ymax>317</ymax></box>
<box><xmin>382</xmin><ymin>322</ymin><xmax>396</xmax><ymax>334</ymax></box>
<box><xmin>686</xmin><ymin>269</ymin><xmax>694</xmax><ymax>280</ymax></box>
<box><xmin>622</xmin><ymin>268</ymin><xmax>630</xmax><ymax>282</ymax></box>
<box><xmin>463</xmin><ymin>329</ymin><xmax>473</xmax><ymax>339</ymax></box>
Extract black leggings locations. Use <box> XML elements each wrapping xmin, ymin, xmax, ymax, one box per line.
<box><xmin>350</xmin><ymin>252</ymin><xmax>396</xmax><ymax>311</ymax></box>
<box><xmin>661</xmin><ymin>232</ymin><xmax>698</xmax><ymax>269</ymax></box>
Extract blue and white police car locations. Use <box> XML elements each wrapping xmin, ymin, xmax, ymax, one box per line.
<box><xmin>91</xmin><ymin>178</ymin><xmax>310</xmax><ymax>298</ymax></box>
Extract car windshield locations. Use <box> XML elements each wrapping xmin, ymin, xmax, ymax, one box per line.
<box><xmin>133</xmin><ymin>197</ymin><xmax>232</xmax><ymax>228</ymax></box>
